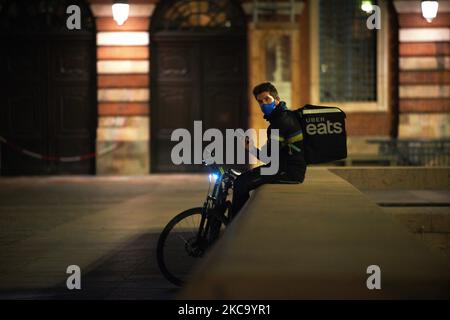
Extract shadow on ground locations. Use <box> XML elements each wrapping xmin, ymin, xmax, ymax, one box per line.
<box><xmin>0</xmin><ymin>232</ymin><xmax>182</xmax><ymax>300</ymax></box>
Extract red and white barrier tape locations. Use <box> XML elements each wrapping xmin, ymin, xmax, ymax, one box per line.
<box><xmin>0</xmin><ymin>136</ymin><xmax>123</xmax><ymax>162</ymax></box>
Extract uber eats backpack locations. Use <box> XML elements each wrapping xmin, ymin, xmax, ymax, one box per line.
<box><xmin>293</xmin><ymin>104</ymin><xmax>347</xmax><ymax>165</ymax></box>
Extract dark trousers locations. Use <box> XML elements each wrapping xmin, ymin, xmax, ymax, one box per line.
<box><xmin>229</xmin><ymin>164</ymin><xmax>306</xmax><ymax>219</ymax></box>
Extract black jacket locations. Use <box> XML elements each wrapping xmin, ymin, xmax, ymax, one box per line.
<box><xmin>257</xmin><ymin>101</ymin><xmax>307</xmax><ymax>176</ymax></box>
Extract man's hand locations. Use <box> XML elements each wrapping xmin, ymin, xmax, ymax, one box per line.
<box><xmin>242</xmin><ymin>136</ymin><xmax>261</xmax><ymax>160</ymax></box>
<box><xmin>244</xmin><ymin>136</ymin><xmax>254</xmax><ymax>151</ymax></box>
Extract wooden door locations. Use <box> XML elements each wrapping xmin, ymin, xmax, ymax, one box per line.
<box><xmin>150</xmin><ymin>0</ymin><xmax>248</xmax><ymax>172</ymax></box>
<box><xmin>1</xmin><ymin>36</ymin><xmax>46</xmax><ymax>174</ymax></box>
<box><xmin>0</xmin><ymin>1</ymin><xmax>96</xmax><ymax>175</ymax></box>
<box><xmin>151</xmin><ymin>34</ymin><xmax>248</xmax><ymax>172</ymax></box>
<box><xmin>47</xmin><ymin>37</ymin><xmax>97</xmax><ymax>174</ymax></box>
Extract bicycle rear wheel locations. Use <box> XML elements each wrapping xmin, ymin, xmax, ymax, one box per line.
<box><xmin>157</xmin><ymin>207</ymin><xmax>205</xmax><ymax>286</ymax></box>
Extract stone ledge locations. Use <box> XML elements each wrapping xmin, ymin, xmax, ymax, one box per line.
<box><xmin>330</xmin><ymin>167</ymin><xmax>450</xmax><ymax>190</ymax></box>
<box><xmin>179</xmin><ymin>168</ymin><xmax>450</xmax><ymax>299</ymax></box>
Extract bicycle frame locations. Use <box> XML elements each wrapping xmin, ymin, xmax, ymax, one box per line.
<box><xmin>196</xmin><ymin>164</ymin><xmax>232</xmax><ymax>248</ymax></box>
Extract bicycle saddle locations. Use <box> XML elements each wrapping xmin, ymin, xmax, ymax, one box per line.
<box><xmin>230</xmin><ymin>169</ymin><xmax>242</xmax><ymax>176</ymax></box>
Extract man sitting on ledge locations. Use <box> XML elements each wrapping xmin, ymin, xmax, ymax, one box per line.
<box><xmin>229</xmin><ymin>82</ymin><xmax>308</xmax><ymax>219</ymax></box>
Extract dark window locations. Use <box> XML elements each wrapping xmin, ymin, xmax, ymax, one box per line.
<box><xmin>319</xmin><ymin>0</ymin><xmax>377</xmax><ymax>102</ymax></box>
<box><xmin>152</xmin><ymin>0</ymin><xmax>245</xmax><ymax>32</ymax></box>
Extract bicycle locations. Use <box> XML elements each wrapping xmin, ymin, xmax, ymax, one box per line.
<box><xmin>156</xmin><ymin>161</ymin><xmax>242</xmax><ymax>286</ymax></box>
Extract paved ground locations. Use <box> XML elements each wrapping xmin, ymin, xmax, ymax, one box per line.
<box><xmin>0</xmin><ymin>174</ymin><xmax>448</xmax><ymax>299</ymax></box>
<box><xmin>0</xmin><ymin>175</ymin><xmax>208</xmax><ymax>299</ymax></box>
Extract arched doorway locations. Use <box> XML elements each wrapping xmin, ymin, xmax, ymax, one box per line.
<box><xmin>150</xmin><ymin>0</ymin><xmax>248</xmax><ymax>172</ymax></box>
<box><xmin>0</xmin><ymin>0</ymin><xmax>97</xmax><ymax>175</ymax></box>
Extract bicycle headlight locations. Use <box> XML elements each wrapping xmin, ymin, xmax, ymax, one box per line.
<box><xmin>208</xmin><ymin>173</ymin><xmax>219</xmax><ymax>183</ymax></box>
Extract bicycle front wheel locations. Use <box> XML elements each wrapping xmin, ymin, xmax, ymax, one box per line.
<box><xmin>157</xmin><ymin>207</ymin><xmax>205</xmax><ymax>286</ymax></box>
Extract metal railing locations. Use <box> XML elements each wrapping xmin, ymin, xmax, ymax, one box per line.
<box><xmin>367</xmin><ymin>139</ymin><xmax>450</xmax><ymax>167</ymax></box>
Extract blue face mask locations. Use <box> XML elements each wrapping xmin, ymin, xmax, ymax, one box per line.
<box><xmin>260</xmin><ymin>100</ymin><xmax>277</xmax><ymax>116</ymax></box>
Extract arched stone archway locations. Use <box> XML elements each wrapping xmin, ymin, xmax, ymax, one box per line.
<box><xmin>150</xmin><ymin>0</ymin><xmax>248</xmax><ymax>172</ymax></box>
<box><xmin>0</xmin><ymin>0</ymin><xmax>97</xmax><ymax>175</ymax></box>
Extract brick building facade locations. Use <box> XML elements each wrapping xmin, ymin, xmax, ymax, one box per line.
<box><xmin>1</xmin><ymin>0</ymin><xmax>449</xmax><ymax>175</ymax></box>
